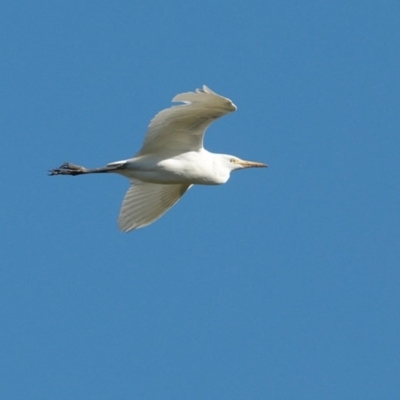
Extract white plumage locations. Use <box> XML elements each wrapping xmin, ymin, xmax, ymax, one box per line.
<box><xmin>50</xmin><ymin>85</ymin><xmax>267</xmax><ymax>231</ymax></box>
<box><xmin>138</xmin><ymin>86</ymin><xmax>236</xmax><ymax>155</ymax></box>
<box><xmin>118</xmin><ymin>180</ymin><xmax>192</xmax><ymax>231</ymax></box>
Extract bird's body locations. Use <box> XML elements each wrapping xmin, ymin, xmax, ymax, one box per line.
<box><xmin>50</xmin><ymin>86</ymin><xmax>267</xmax><ymax>231</ymax></box>
<box><xmin>109</xmin><ymin>149</ymin><xmax>233</xmax><ymax>185</ymax></box>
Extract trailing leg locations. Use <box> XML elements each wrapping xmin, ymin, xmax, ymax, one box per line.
<box><xmin>48</xmin><ymin>162</ymin><xmax>122</xmax><ymax>176</ymax></box>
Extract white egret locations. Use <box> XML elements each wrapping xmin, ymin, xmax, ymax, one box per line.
<box><xmin>50</xmin><ymin>85</ymin><xmax>267</xmax><ymax>231</ymax></box>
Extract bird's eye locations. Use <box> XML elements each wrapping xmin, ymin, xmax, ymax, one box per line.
<box><xmin>230</xmin><ymin>158</ymin><xmax>236</xmax><ymax>163</ymax></box>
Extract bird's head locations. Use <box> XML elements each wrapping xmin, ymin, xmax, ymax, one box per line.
<box><xmin>212</xmin><ymin>154</ymin><xmax>267</xmax><ymax>184</ymax></box>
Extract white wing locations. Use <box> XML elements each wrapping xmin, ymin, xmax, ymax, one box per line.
<box><xmin>118</xmin><ymin>179</ymin><xmax>192</xmax><ymax>231</ymax></box>
<box><xmin>136</xmin><ymin>85</ymin><xmax>237</xmax><ymax>156</ymax></box>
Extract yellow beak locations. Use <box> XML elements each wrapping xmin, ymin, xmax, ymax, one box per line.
<box><xmin>238</xmin><ymin>160</ymin><xmax>268</xmax><ymax>168</ymax></box>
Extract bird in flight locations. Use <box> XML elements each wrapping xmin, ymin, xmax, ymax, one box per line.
<box><xmin>49</xmin><ymin>85</ymin><xmax>267</xmax><ymax>231</ymax></box>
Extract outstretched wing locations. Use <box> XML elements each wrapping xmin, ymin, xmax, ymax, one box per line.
<box><xmin>136</xmin><ymin>85</ymin><xmax>237</xmax><ymax>156</ymax></box>
<box><xmin>118</xmin><ymin>179</ymin><xmax>192</xmax><ymax>231</ymax></box>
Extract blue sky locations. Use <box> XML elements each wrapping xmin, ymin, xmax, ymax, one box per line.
<box><xmin>1</xmin><ymin>1</ymin><xmax>400</xmax><ymax>398</ymax></box>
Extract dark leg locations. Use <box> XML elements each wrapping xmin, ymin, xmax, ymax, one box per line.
<box><xmin>48</xmin><ymin>162</ymin><xmax>124</xmax><ymax>176</ymax></box>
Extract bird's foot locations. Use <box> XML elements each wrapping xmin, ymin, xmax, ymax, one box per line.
<box><xmin>48</xmin><ymin>162</ymin><xmax>87</xmax><ymax>176</ymax></box>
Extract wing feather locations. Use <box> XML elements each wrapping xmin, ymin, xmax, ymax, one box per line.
<box><xmin>137</xmin><ymin>85</ymin><xmax>236</xmax><ymax>156</ymax></box>
<box><xmin>118</xmin><ymin>179</ymin><xmax>192</xmax><ymax>231</ymax></box>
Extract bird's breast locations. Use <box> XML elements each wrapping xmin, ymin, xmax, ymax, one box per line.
<box><xmin>156</xmin><ymin>158</ymin><xmax>226</xmax><ymax>185</ymax></box>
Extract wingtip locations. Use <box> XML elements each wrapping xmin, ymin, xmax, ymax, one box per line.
<box><xmin>171</xmin><ymin>85</ymin><xmax>236</xmax><ymax>111</ymax></box>
<box><xmin>201</xmin><ymin>85</ymin><xmax>217</xmax><ymax>95</ymax></box>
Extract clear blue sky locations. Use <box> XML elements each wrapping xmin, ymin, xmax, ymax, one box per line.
<box><xmin>2</xmin><ymin>1</ymin><xmax>399</xmax><ymax>399</ymax></box>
